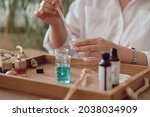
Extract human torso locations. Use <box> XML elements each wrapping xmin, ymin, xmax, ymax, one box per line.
<box><xmin>68</xmin><ymin>0</ymin><xmax>150</xmax><ymax>51</ymax></box>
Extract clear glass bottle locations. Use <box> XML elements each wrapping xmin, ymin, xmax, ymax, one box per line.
<box><xmin>14</xmin><ymin>58</ymin><xmax>27</xmax><ymax>76</ymax></box>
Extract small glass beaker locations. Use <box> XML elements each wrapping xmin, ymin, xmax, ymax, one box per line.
<box><xmin>55</xmin><ymin>48</ymin><xmax>71</xmax><ymax>84</ymax></box>
<box><xmin>55</xmin><ymin>48</ymin><xmax>69</xmax><ymax>57</ymax></box>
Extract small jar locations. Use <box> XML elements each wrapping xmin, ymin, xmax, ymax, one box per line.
<box><xmin>14</xmin><ymin>59</ymin><xmax>27</xmax><ymax>76</ymax></box>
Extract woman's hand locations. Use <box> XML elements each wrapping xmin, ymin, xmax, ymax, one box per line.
<box><xmin>35</xmin><ymin>0</ymin><xmax>63</xmax><ymax>26</ymax></box>
<box><xmin>73</xmin><ymin>38</ymin><xmax>120</xmax><ymax>63</ymax></box>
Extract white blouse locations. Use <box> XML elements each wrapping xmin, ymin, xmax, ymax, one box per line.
<box><xmin>43</xmin><ymin>0</ymin><xmax>150</xmax><ymax>66</ymax></box>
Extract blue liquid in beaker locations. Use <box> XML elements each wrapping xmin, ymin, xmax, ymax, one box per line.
<box><xmin>56</xmin><ymin>64</ymin><xmax>70</xmax><ymax>84</ymax></box>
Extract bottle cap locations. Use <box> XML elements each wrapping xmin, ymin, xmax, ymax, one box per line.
<box><xmin>36</xmin><ymin>68</ymin><xmax>44</xmax><ymax>74</ymax></box>
<box><xmin>102</xmin><ymin>52</ymin><xmax>110</xmax><ymax>60</ymax></box>
<box><xmin>110</xmin><ymin>48</ymin><xmax>119</xmax><ymax>61</ymax></box>
<box><xmin>99</xmin><ymin>52</ymin><xmax>111</xmax><ymax>67</ymax></box>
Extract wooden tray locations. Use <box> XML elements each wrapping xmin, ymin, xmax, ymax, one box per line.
<box><xmin>0</xmin><ymin>55</ymin><xmax>150</xmax><ymax>100</ymax></box>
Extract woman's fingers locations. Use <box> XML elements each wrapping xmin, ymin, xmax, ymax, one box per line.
<box><xmin>42</xmin><ymin>1</ymin><xmax>56</xmax><ymax>11</ymax></box>
<box><xmin>74</xmin><ymin>45</ymin><xmax>98</xmax><ymax>52</ymax></box>
<box><xmin>42</xmin><ymin>7</ymin><xmax>56</xmax><ymax>15</ymax></box>
<box><xmin>36</xmin><ymin>0</ymin><xmax>58</xmax><ymax>16</ymax></box>
<box><xmin>83</xmin><ymin>57</ymin><xmax>100</xmax><ymax>63</ymax></box>
<box><xmin>51</xmin><ymin>0</ymin><xmax>58</xmax><ymax>5</ymax></box>
<box><xmin>35</xmin><ymin>0</ymin><xmax>58</xmax><ymax>20</ymax></box>
<box><xmin>79</xmin><ymin>51</ymin><xmax>100</xmax><ymax>58</ymax></box>
<box><xmin>40</xmin><ymin>0</ymin><xmax>57</xmax><ymax>15</ymax></box>
<box><xmin>73</xmin><ymin>38</ymin><xmax>98</xmax><ymax>46</ymax></box>
<box><xmin>43</xmin><ymin>0</ymin><xmax>58</xmax><ymax>5</ymax></box>
<box><xmin>34</xmin><ymin>11</ymin><xmax>41</xmax><ymax>17</ymax></box>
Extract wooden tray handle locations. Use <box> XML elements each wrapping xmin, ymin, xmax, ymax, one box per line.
<box><xmin>64</xmin><ymin>68</ymin><xmax>94</xmax><ymax>100</ymax></box>
<box><xmin>126</xmin><ymin>78</ymin><xmax>150</xmax><ymax>100</ymax></box>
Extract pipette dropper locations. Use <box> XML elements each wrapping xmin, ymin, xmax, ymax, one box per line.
<box><xmin>55</xmin><ymin>4</ymin><xmax>76</xmax><ymax>49</ymax></box>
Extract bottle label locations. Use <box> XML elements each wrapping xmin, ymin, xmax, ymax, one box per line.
<box><xmin>111</xmin><ymin>61</ymin><xmax>120</xmax><ymax>85</ymax></box>
<box><xmin>99</xmin><ymin>66</ymin><xmax>112</xmax><ymax>91</ymax></box>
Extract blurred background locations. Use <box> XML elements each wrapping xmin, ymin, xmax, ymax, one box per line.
<box><xmin>0</xmin><ymin>0</ymin><xmax>73</xmax><ymax>51</ymax></box>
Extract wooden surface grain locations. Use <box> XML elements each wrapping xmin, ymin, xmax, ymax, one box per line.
<box><xmin>0</xmin><ymin>49</ymin><xmax>150</xmax><ymax>100</ymax></box>
<box><xmin>0</xmin><ymin>49</ymin><xmax>48</xmax><ymax>100</ymax></box>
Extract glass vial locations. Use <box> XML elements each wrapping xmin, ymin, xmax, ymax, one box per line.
<box><xmin>14</xmin><ymin>59</ymin><xmax>27</xmax><ymax>76</ymax></box>
<box><xmin>110</xmin><ymin>48</ymin><xmax>120</xmax><ymax>87</ymax></box>
<box><xmin>55</xmin><ymin>48</ymin><xmax>71</xmax><ymax>84</ymax></box>
<box><xmin>99</xmin><ymin>52</ymin><xmax>112</xmax><ymax>91</ymax></box>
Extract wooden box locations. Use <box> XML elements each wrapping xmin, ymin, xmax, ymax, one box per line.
<box><xmin>0</xmin><ymin>55</ymin><xmax>150</xmax><ymax>100</ymax></box>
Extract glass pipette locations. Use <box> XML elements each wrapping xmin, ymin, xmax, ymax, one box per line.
<box><xmin>55</xmin><ymin>4</ymin><xmax>76</xmax><ymax>49</ymax></box>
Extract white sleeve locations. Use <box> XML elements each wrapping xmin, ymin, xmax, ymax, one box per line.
<box><xmin>43</xmin><ymin>27</ymin><xmax>71</xmax><ymax>55</ymax></box>
<box><xmin>143</xmin><ymin>51</ymin><xmax>150</xmax><ymax>66</ymax></box>
<box><xmin>43</xmin><ymin>29</ymin><xmax>53</xmax><ymax>55</ymax></box>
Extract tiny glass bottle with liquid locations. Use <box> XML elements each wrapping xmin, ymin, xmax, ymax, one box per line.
<box><xmin>14</xmin><ymin>56</ymin><xmax>27</xmax><ymax>76</ymax></box>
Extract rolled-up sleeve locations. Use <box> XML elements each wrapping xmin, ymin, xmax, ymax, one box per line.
<box><xmin>43</xmin><ymin>29</ymin><xmax>53</xmax><ymax>54</ymax></box>
<box><xmin>43</xmin><ymin>28</ymin><xmax>70</xmax><ymax>55</ymax></box>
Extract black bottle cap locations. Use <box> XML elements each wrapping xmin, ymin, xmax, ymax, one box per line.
<box><xmin>100</xmin><ymin>52</ymin><xmax>111</xmax><ymax>67</ymax></box>
<box><xmin>110</xmin><ymin>48</ymin><xmax>119</xmax><ymax>61</ymax></box>
<box><xmin>102</xmin><ymin>52</ymin><xmax>110</xmax><ymax>60</ymax></box>
<box><xmin>36</xmin><ymin>68</ymin><xmax>44</xmax><ymax>74</ymax></box>
<box><xmin>2</xmin><ymin>69</ymin><xmax>10</xmax><ymax>74</ymax></box>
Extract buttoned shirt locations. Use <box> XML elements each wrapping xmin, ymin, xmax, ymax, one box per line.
<box><xmin>43</xmin><ymin>0</ymin><xmax>150</xmax><ymax>65</ymax></box>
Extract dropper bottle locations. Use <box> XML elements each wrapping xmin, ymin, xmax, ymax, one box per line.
<box><xmin>110</xmin><ymin>48</ymin><xmax>120</xmax><ymax>87</ymax></box>
<box><xmin>99</xmin><ymin>52</ymin><xmax>112</xmax><ymax>91</ymax></box>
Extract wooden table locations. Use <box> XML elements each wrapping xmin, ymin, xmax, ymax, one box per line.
<box><xmin>0</xmin><ymin>49</ymin><xmax>150</xmax><ymax>100</ymax></box>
